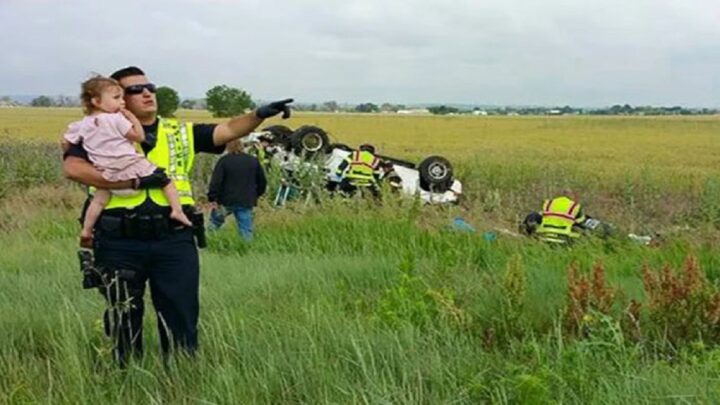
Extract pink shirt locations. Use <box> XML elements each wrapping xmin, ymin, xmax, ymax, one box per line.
<box><xmin>63</xmin><ymin>112</ymin><xmax>138</xmax><ymax>169</ymax></box>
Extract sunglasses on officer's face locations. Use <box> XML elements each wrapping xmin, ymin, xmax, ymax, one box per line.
<box><xmin>124</xmin><ymin>83</ymin><xmax>157</xmax><ymax>95</ymax></box>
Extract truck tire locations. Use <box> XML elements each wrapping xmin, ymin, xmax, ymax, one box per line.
<box><xmin>291</xmin><ymin>126</ymin><xmax>329</xmax><ymax>157</ymax></box>
<box><xmin>263</xmin><ymin>125</ymin><xmax>293</xmax><ymax>139</ymax></box>
<box><xmin>418</xmin><ymin>155</ymin><xmax>453</xmax><ymax>192</ymax></box>
<box><xmin>263</xmin><ymin>125</ymin><xmax>294</xmax><ymax>149</ymax></box>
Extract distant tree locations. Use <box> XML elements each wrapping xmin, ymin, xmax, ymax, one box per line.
<box><xmin>180</xmin><ymin>99</ymin><xmax>196</xmax><ymax>109</ymax></box>
<box><xmin>559</xmin><ymin>105</ymin><xmax>575</xmax><ymax>115</ymax></box>
<box><xmin>322</xmin><ymin>101</ymin><xmax>339</xmax><ymax>112</ymax></box>
<box><xmin>206</xmin><ymin>85</ymin><xmax>255</xmax><ymax>118</ymax></box>
<box><xmin>30</xmin><ymin>95</ymin><xmax>54</xmax><ymax>107</ymax></box>
<box><xmin>354</xmin><ymin>102</ymin><xmax>379</xmax><ymax>113</ymax></box>
<box><xmin>156</xmin><ymin>86</ymin><xmax>180</xmax><ymax>117</ymax></box>
<box><xmin>380</xmin><ymin>102</ymin><xmax>400</xmax><ymax>113</ymax></box>
<box><xmin>54</xmin><ymin>95</ymin><xmax>77</xmax><ymax>107</ymax></box>
<box><xmin>428</xmin><ymin>105</ymin><xmax>459</xmax><ymax>115</ymax></box>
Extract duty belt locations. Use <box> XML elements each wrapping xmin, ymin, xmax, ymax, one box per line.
<box><xmin>97</xmin><ymin>210</ymin><xmax>191</xmax><ymax>240</ymax></box>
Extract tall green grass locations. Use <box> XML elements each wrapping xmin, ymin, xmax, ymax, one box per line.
<box><xmin>1</xmin><ymin>184</ymin><xmax>720</xmax><ymax>403</ymax></box>
<box><xmin>2</xmin><ymin>113</ymin><xmax>720</xmax><ymax>403</ymax></box>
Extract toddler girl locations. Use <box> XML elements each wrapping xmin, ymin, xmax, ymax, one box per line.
<box><xmin>64</xmin><ymin>76</ymin><xmax>192</xmax><ymax>247</ymax></box>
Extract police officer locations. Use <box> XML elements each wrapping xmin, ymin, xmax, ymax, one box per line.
<box><xmin>63</xmin><ymin>66</ymin><xmax>292</xmax><ymax>365</ymax></box>
<box><xmin>334</xmin><ymin>143</ymin><xmax>383</xmax><ymax>198</ymax></box>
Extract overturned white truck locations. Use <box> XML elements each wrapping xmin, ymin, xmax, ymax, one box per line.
<box><xmin>244</xmin><ymin>125</ymin><xmax>463</xmax><ymax>204</ymax></box>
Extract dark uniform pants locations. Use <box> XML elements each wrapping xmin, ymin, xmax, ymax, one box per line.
<box><xmin>94</xmin><ymin>227</ymin><xmax>199</xmax><ymax>364</ymax></box>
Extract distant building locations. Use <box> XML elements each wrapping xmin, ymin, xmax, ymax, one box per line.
<box><xmin>397</xmin><ymin>108</ymin><xmax>430</xmax><ymax>115</ymax></box>
<box><xmin>0</xmin><ymin>99</ymin><xmax>19</xmax><ymax>108</ymax></box>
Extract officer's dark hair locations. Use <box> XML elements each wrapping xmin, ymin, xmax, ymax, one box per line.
<box><xmin>226</xmin><ymin>139</ymin><xmax>244</xmax><ymax>154</ymax></box>
<box><xmin>359</xmin><ymin>144</ymin><xmax>375</xmax><ymax>154</ymax></box>
<box><xmin>110</xmin><ymin>66</ymin><xmax>146</xmax><ymax>82</ymax></box>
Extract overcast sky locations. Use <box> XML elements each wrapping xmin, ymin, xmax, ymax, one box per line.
<box><xmin>1</xmin><ymin>0</ymin><xmax>719</xmax><ymax>106</ymax></box>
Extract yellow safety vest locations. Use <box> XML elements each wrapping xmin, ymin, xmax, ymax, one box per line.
<box><xmin>105</xmin><ymin>118</ymin><xmax>196</xmax><ymax>210</ymax></box>
<box><xmin>536</xmin><ymin>196</ymin><xmax>585</xmax><ymax>243</ymax></box>
<box><xmin>341</xmin><ymin>150</ymin><xmax>380</xmax><ymax>185</ymax></box>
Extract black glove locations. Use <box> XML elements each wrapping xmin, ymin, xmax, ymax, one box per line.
<box><xmin>256</xmin><ymin>98</ymin><xmax>293</xmax><ymax>119</ymax></box>
<box><xmin>134</xmin><ymin>169</ymin><xmax>171</xmax><ymax>189</ymax></box>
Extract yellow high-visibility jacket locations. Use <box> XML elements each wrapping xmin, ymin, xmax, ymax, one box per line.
<box><xmin>536</xmin><ymin>196</ymin><xmax>586</xmax><ymax>244</ymax></box>
<box><xmin>105</xmin><ymin>118</ymin><xmax>195</xmax><ymax>209</ymax></box>
<box><xmin>336</xmin><ymin>150</ymin><xmax>381</xmax><ymax>186</ymax></box>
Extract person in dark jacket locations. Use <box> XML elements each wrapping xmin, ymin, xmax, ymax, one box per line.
<box><xmin>207</xmin><ymin>139</ymin><xmax>267</xmax><ymax>240</ymax></box>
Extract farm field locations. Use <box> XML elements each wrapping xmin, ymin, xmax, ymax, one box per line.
<box><xmin>1</xmin><ymin>107</ymin><xmax>720</xmax><ymax>403</ymax></box>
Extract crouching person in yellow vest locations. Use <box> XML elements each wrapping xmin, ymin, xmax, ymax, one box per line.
<box><xmin>335</xmin><ymin>144</ymin><xmax>383</xmax><ymax>199</ymax></box>
<box><xmin>520</xmin><ymin>194</ymin><xmax>607</xmax><ymax>245</ymax></box>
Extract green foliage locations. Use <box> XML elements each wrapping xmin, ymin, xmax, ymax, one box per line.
<box><xmin>354</xmin><ymin>102</ymin><xmax>379</xmax><ymax>113</ymax></box>
<box><xmin>205</xmin><ymin>85</ymin><xmax>255</xmax><ymax>118</ymax></box>
<box><xmin>375</xmin><ymin>254</ymin><xmax>438</xmax><ymax>327</ymax></box>
<box><xmin>498</xmin><ymin>255</ymin><xmax>528</xmax><ymax>338</ymax></box>
<box><xmin>30</xmin><ymin>95</ymin><xmax>54</xmax><ymax>107</ymax></box>
<box><xmin>4</xmin><ymin>113</ymin><xmax>720</xmax><ymax>402</ymax></box>
<box><xmin>156</xmin><ymin>86</ymin><xmax>180</xmax><ymax>118</ymax></box>
<box><xmin>698</xmin><ymin>178</ymin><xmax>720</xmax><ymax>227</ymax></box>
<box><xmin>0</xmin><ymin>142</ymin><xmax>62</xmax><ymax>198</ymax></box>
<box><xmin>322</xmin><ymin>100</ymin><xmax>339</xmax><ymax>112</ymax></box>
<box><xmin>428</xmin><ymin>105</ymin><xmax>460</xmax><ymax>115</ymax></box>
<box><xmin>2</xmin><ymin>194</ymin><xmax>720</xmax><ymax>401</ymax></box>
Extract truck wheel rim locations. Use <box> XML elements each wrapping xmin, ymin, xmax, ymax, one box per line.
<box><xmin>428</xmin><ymin>162</ymin><xmax>448</xmax><ymax>180</ymax></box>
<box><xmin>301</xmin><ymin>133</ymin><xmax>323</xmax><ymax>152</ymax></box>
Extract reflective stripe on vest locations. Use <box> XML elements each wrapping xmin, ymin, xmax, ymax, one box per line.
<box><xmin>537</xmin><ymin>196</ymin><xmax>582</xmax><ymax>238</ymax></box>
<box><xmin>105</xmin><ymin>118</ymin><xmax>195</xmax><ymax>209</ymax></box>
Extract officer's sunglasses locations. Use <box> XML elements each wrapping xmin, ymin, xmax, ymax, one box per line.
<box><xmin>124</xmin><ymin>83</ymin><xmax>157</xmax><ymax>95</ymax></box>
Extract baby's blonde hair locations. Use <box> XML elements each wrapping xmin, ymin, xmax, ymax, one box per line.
<box><xmin>80</xmin><ymin>76</ymin><xmax>121</xmax><ymax>115</ymax></box>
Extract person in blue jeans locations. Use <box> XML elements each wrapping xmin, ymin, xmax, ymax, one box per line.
<box><xmin>207</xmin><ymin>139</ymin><xmax>267</xmax><ymax>240</ymax></box>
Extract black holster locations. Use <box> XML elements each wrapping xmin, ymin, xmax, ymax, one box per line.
<box><xmin>191</xmin><ymin>211</ymin><xmax>207</xmax><ymax>248</ymax></box>
<box><xmin>78</xmin><ymin>249</ymin><xmax>102</xmax><ymax>289</ymax></box>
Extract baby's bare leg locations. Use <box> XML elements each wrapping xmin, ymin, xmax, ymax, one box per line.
<box><xmin>80</xmin><ymin>189</ymin><xmax>110</xmax><ymax>247</ymax></box>
<box><xmin>163</xmin><ymin>181</ymin><xmax>192</xmax><ymax>226</ymax></box>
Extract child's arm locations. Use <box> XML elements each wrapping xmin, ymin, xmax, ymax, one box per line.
<box><xmin>63</xmin><ymin>156</ymin><xmax>135</xmax><ymax>189</ymax></box>
<box><xmin>120</xmin><ymin>108</ymin><xmax>145</xmax><ymax>143</ymax></box>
